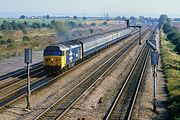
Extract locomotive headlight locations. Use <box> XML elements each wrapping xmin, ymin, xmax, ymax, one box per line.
<box><xmin>51</xmin><ymin>58</ymin><xmax>53</xmax><ymax>61</ymax></box>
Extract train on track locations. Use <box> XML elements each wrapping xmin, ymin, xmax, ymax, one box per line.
<box><xmin>43</xmin><ymin>28</ymin><xmax>135</xmax><ymax>74</ymax></box>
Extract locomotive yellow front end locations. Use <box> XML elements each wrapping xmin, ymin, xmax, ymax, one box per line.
<box><xmin>43</xmin><ymin>45</ymin><xmax>66</xmax><ymax>74</ymax></box>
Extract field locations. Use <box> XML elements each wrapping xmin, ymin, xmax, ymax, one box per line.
<box><xmin>0</xmin><ymin>17</ymin><xmax>117</xmax><ymax>26</ymax></box>
<box><xmin>0</xmin><ymin>18</ymin><xmax>117</xmax><ymax>60</ymax></box>
<box><xmin>0</xmin><ymin>28</ymin><xmax>56</xmax><ymax>60</ymax></box>
<box><xmin>172</xmin><ymin>21</ymin><xmax>180</xmax><ymax>33</ymax></box>
<box><xmin>160</xmin><ymin>31</ymin><xmax>180</xmax><ymax>119</ymax></box>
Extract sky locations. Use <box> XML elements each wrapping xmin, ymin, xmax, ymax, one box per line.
<box><xmin>0</xmin><ymin>0</ymin><xmax>179</xmax><ymax>18</ymax></box>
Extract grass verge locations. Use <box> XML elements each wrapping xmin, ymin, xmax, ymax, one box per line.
<box><xmin>160</xmin><ymin>30</ymin><xmax>180</xmax><ymax>120</ymax></box>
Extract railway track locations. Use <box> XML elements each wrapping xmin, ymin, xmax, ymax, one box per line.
<box><xmin>0</xmin><ymin>65</ymin><xmax>44</xmax><ymax>90</ymax></box>
<box><xmin>0</xmin><ymin>70</ymin><xmax>46</xmax><ymax>101</ymax></box>
<box><xmin>0</xmin><ymin>61</ymin><xmax>43</xmax><ymax>81</ymax></box>
<box><xmin>104</xmin><ymin>31</ymin><xmax>154</xmax><ymax>120</ymax></box>
<box><xmin>0</xmin><ymin>62</ymin><xmax>44</xmax><ymax>96</ymax></box>
<box><xmin>0</xmin><ymin>28</ymin><xmax>147</xmax><ymax>111</ymax></box>
<box><xmin>0</xmin><ymin>62</ymin><xmax>46</xmax><ymax>104</ymax></box>
<box><xmin>33</xmin><ymin>29</ymin><xmax>150</xmax><ymax>120</ymax></box>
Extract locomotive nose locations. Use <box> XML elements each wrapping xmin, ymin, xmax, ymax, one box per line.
<box><xmin>51</xmin><ymin>58</ymin><xmax>54</xmax><ymax>63</ymax></box>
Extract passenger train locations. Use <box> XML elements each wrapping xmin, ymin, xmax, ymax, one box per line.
<box><xmin>43</xmin><ymin>28</ymin><xmax>136</xmax><ymax>74</ymax></box>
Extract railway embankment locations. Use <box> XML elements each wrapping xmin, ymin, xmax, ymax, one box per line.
<box><xmin>160</xmin><ymin>30</ymin><xmax>180</xmax><ymax>120</ymax></box>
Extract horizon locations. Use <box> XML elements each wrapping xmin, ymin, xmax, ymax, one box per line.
<box><xmin>0</xmin><ymin>0</ymin><xmax>179</xmax><ymax>18</ymax></box>
<box><xmin>0</xmin><ymin>12</ymin><xmax>178</xmax><ymax>19</ymax></box>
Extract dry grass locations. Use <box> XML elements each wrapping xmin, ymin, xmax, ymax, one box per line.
<box><xmin>0</xmin><ymin>29</ymin><xmax>56</xmax><ymax>59</ymax></box>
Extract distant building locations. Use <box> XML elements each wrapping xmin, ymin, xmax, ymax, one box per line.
<box><xmin>37</xmin><ymin>16</ymin><xmax>43</xmax><ymax>19</ymax></box>
<box><xmin>30</xmin><ymin>16</ymin><xmax>36</xmax><ymax>19</ymax></box>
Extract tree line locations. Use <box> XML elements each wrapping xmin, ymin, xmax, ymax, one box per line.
<box><xmin>0</xmin><ymin>20</ymin><xmax>55</xmax><ymax>31</ymax></box>
<box><xmin>159</xmin><ymin>14</ymin><xmax>168</xmax><ymax>29</ymax></box>
<box><xmin>0</xmin><ymin>20</ymin><xmax>88</xmax><ymax>31</ymax></box>
<box><xmin>163</xmin><ymin>20</ymin><xmax>180</xmax><ymax>54</ymax></box>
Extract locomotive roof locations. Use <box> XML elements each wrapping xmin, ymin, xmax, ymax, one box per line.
<box><xmin>46</xmin><ymin>41</ymin><xmax>81</xmax><ymax>51</ymax></box>
<box><xmin>78</xmin><ymin>29</ymin><xmax>121</xmax><ymax>44</ymax></box>
<box><xmin>79</xmin><ymin>34</ymin><xmax>106</xmax><ymax>44</ymax></box>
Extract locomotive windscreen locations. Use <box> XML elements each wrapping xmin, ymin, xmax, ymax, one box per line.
<box><xmin>44</xmin><ymin>50</ymin><xmax>64</xmax><ymax>56</ymax></box>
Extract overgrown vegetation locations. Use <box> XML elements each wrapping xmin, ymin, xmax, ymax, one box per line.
<box><xmin>0</xmin><ymin>29</ymin><xmax>55</xmax><ymax>60</ymax></box>
<box><xmin>163</xmin><ymin>20</ymin><xmax>180</xmax><ymax>54</ymax></box>
<box><xmin>0</xmin><ymin>36</ymin><xmax>15</xmax><ymax>45</ymax></box>
<box><xmin>159</xmin><ymin>14</ymin><xmax>168</xmax><ymax>29</ymax></box>
<box><xmin>22</xmin><ymin>36</ymin><xmax>30</xmax><ymax>42</ymax></box>
<box><xmin>160</xmin><ymin>31</ymin><xmax>180</xmax><ymax>120</ymax></box>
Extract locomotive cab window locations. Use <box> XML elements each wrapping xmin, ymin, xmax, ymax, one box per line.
<box><xmin>44</xmin><ymin>50</ymin><xmax>64</xmax><ymax>56</ymax></box>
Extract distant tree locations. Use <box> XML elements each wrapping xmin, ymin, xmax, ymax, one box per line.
<box><xmin>49</xmin><ymin>20</ymin><xmax>56</xmax><ymax>29</ymax></box>
<box><xmin>163</xmin><ymin>21</ymin><xmax>180</xmax><ymax>44</ymax></box>
<box><xmin>0</xmin><ymin>25</ymin><xmax>2</xmax><ymax>31</ymax></box>
<box><xmin>1</xmin><ymin>21</ymin><xmax>8</xmax><ymax>30</ymax></box>
<box><xmin>73</xmin><ymin>15</ymin><xmax>78</xmax><ymax>20</ymax></box>
<box><xmin>47</xmin><ymin>15</ymin><xmax>50</xmax><ymax>19</ymax></box>
<box><xmin>18</xmin><ymin>22</ymin><xmax>26</xmax><ymax>29</ymax></box>
<box><xmin>130</xmin><ymin>16</ymin><xmax>138</xmax><ymax>24</ymax></box>
<box><xmin>78</xmin><ymin>23</ymin><xmax>84</xmax><ymax>27</ymax></box>
<box><xmin>23</xmin><ymin>36</ymin><xmax>30</xmax><ymax>42</ymax></box>
<box><xmin>68</xmin><ymin>21</ymin><xmax>77</xmax><ymax>28</ymax></box>
<box><xmin>19</xmin><ymin>15</ymin><xmax>26</xmax><ymax>19</ymax></box>
<box><xmin>7</xmin><ymin>38</ymin><xmax>14</xmax><ymax>44</ymax></box>
<box><xmin>91</xmin><ymin>23</ymin><xmax>96</xmax><ymax>26</ymax></box>
<box><xmin>11</xmin><ymin>20</ymin><xmax>19</xmax><ymax>30</ymax></box>
<box><xmin>115</xmin><ymin>16</ymin><xmax>122</xmax><ymax>20</ymax></box>
<box><xmin>0</xmin><ymin>39</ymin><xmax>7</xmax><ymax>44</ymax></box>
<box><xmin>32</xmin><ymin>22</ymin><xmax>42</xmax><ymax>28</ymax></box>
<box><xmin>1</xmin><ymin>21</ymin><xmax>13</xmax><ymax>30</ymax></box>
<box><xmin>159</xmin><ymin>14</ymin><xmax>168</xmax><ymax>29</ymax></box>
<box><xmin>163</xmin><ymin>20</ymin><xmax>180</xmax><ymax>54</ymax></box>
<box><xmin>102</xmin><ymin>21</ymin><xmax>108</xmax><ymax>25</ymax></box>
<box><xmin>83</xmin><ymin>16</ymin><xmax>86</xmax><ymax>20</ymax></box>
<box><xmin>163</xmin><ymin>22</ymin><xmax>174</xmax><ymax>34</ymax></box>
<box><xmin>51</xmin><ymin>20</ymin><xmax>56</xmax><ymax>25</ymax></box>
<box><xmin>24</xmin><ymin>21</ymin><xmax>29</xmax><ymax>26</ymax></box>
<box><xmin>139</xmin><ymin>16</ymin><xmax>146</xmax><ymax>23</ymax></box>
<box><xmin>122</xmin><ymin>16</ymin><xmax>127</xmax><ymax>21</ymax></box>
<box><xmin>42</xmin><ymin>23</ymin><xmax>47</xmax><ymax>27</ymax></box>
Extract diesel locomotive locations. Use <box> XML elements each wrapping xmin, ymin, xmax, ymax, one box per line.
<box><xmin>43</xmin><ymin>28</ymin><xmax>134</xmax><ymax>74</ymax></box>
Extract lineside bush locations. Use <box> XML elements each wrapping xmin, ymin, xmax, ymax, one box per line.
<box><xmin>160</xmin><ymin>31</ymin><xmax>180</xmax><ymax>120</ymax></box>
